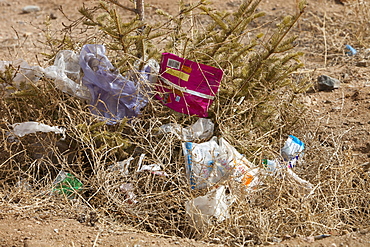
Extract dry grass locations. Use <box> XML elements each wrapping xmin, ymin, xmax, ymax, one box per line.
<box><xmin>0</xmin><ymin>0</ymin><xmax>369</xmax><ymax>246</ymax></box>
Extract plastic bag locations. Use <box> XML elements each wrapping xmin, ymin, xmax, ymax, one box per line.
<box><xmin>185</xmin><ymin>185</ymin><xmax>231</xmax><ymax>228</ymax></box>
<box><xmin>44</xmin><ymin>50</ymin><xmax>90</xmax><ymax>100</ymax></box>
<box><xmin>79</xmin><ymin>44</ymin><xmax>156</xmax><ymax>122</ymax></box>
<box><xmin>11</xmin><ymin>122</ymin><xmax>66</xmax><ymax>138</ymax></box>
<box><xmin>160</xmin><ymin>118</ymin><xmax>214</xmax><ymax>142</ymax></box>
<box><xmin>183</xmin><ymin>137</ymin><xmax>258</xmax><ymax>189</ymax></box>
<box><xmin>155</xmin><ymin>53</ymin><xmax>223</xmax><ymax>117</ymax></box>
<box><xmin>218</xmin><ymin>138</ymin><xmax>260</xmax><ymax>188</ymax></box>
<box><xmin>0</xmin><ymin>59</ymin><xmax>44</xmax><ymax>86</ymax></box>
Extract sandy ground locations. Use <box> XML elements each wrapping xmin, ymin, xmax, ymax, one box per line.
<box><xmin>1</xmin><ymin>0</ymin><xmax>370</xmax><ymax>246</ymax></box>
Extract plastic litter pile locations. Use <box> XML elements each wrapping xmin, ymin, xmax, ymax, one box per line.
<box><xmin>2</xmin><ymin>46</ymin><xmax>314</xmax><ymax>230</ymax></box>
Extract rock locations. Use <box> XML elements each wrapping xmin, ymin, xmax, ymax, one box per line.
<box><xmin>50</xmin><ymin>13</ymin><xmax>57</xmax><ymax>20</ymax></box>
<box><xmin>22</xmin><ymin>5</ymin><xmax>41</xmax><ymax>13</ymax></box>
<box><xmin>317</xmin><ymin>75</ymin><xmax>341</xmax><ymax>91</ymax></box>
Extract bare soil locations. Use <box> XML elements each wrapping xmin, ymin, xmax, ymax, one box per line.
<box><xmin>0</xmin><ymin>0</ymin><xmax>370</xmax><ymax>246</ymax></box>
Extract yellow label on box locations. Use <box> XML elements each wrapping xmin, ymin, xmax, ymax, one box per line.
<box><xmin>165</xmin><ymin>68</ymin><xmax>190</xmax><ymax>81</ymax></box>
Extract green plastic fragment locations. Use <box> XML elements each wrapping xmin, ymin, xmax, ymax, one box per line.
<box><xmin>53</xmin><ymin>171</ymin><xmax>83</xmax><ymax>197</ymax></box>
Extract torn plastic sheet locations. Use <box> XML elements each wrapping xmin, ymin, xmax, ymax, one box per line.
<box><xmin>138</xmin><ymin>164</ymin><xmax>169</xmax><ymax>177</ymax></box>
<box><xmin>160</xmin><ymin>118</ymin><xmax>214</xmax><ymax>142</ymax></box>
<box><xmin>11</xmin><ymin>122</ymin><xmax>66</xmax><ymax>138</ymax></box>
<box><xmin>135</xmin><ymin>153</ymin><xmax>168</xmax><ymax>176</ymax></box>
<box><xmin>0</xmin><ymin>55</ymin><xmax>90</xmax><ymax>100</ymax></box>
<box><xmin>185</xmin><ymin>185</ymin><xmax>232</xmax><ymax>227</ymax></box>
<box><xmin>108</xmin><ymin>157</ymin><xmax>134</xmax><ymax>175</ymax></box>
<box><xmin>155</xmin><ymin>53</ymin><xmax>223</xmax><ymax>117</ymax></box>
<box><xmin>79</xmin><ymin>44</ymin><xmax>157</xmax><ymax>122</ymax></box>
<box><xmin>183</xmin><ymin>137</ymin><xmax>258</xmax><ymax>190</ymax></box>
<box><xmin>0</xmin><ymin>59</ymin><xmax>44</xmax><ymax>86</ymax></box>
<box><xmin>44</xmin><ymin>50</ymin><xmax>90</xmax><ymax>100</ymax></box>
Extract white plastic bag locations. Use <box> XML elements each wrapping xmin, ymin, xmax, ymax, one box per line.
<box><xmin>183</xmin><ymin>137</ymin><xmax>259</xmax><ymax>189</ymax></box>
<box><xmin>185</xmin><ymin>185</ymin><xmax>231</xmax><ymax>228</ymax></box>
<box><xmin>44</xmin><ymin>50</ymin><xmax>90</xmax><ymax>100</ymax></box>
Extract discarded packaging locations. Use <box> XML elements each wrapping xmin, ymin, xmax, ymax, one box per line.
<box><xmin>345</xmin><ymin>44</ymin><xmax>357</xmax><ymax>56</ymax></box>
<box><xmin>160</xmin><ymin>118</ymin><xmax>214</xmax><ymax>141</ymax></box>
<box><xmin>53</xmin><ymin>171</ymin><xmax>83</xmax><ymax>197</ymax></box>
<box><xmin>263</xmin><ymin>135</ymin><xmax>313</xmax><ymax>191</ymax></box>
<box><xmin>183</xmin><ymin>134</ymin><xmax>312</xmax><ymax>191</ymax></box>
<box><xmin>79</xmin><ymin>44</ymin><xmax>156</xmax><ymax>122</ymax></box>
<box><xmin>313</xmin><ymin>234</ymin><xmax>331</xmax><ymax>240</ymax></box>
<box><xmin>185</xmin><ymin>185</ymin><xmax>231</xmax><ymax>227</ymax></box>
<box><xmin>44</xmin><ymin>50</ymin><xmax>90</xmax><ymax>100</ymax></box>
<box><xmin>156</xmin><ymin>53</ymin><xmax>223</xmax><ymax>117</ymax></box>
<box><xmin>281</xmin><ymin>135</ymin><xmax>304</xmax><ymax>168</ymax></box>
<box><xmin>11</xmin><ymin>122</ymin><xmax>66</xmax><ymax>138</ymax></box>
<box><xmin>183</xmin><ymin>137</ymin><xmax>257</xmax><ymax>189</ymax></box>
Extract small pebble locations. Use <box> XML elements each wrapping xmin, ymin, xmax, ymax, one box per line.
<box><xmin>22</xmin><ymin>5</ymin><xmax>40</xmax><ymax>13</ymax></box>
<box><xmin>283</xmin><ymin>235</ymin><xmax>292</xmax><ymax>240</ymax></box>
<box><xmin>50</xmin><ymin>13</ymin><xmax>57</xmax><ymax>19</ymax></box>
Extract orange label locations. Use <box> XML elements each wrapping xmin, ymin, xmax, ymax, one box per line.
<box><xmin>242</xmin><ymin>173</ymin><xmax>254</xmax><ymax>186</ymax></box>
<box><xmin>181</xmin><ymin>65</ymin><xmax>192</xmax><ymax>74</ymax></box>
<box><xmin>174</xmin><ymin>89</ymin><xmax>184</xmax><ymax>96</ymax></box>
